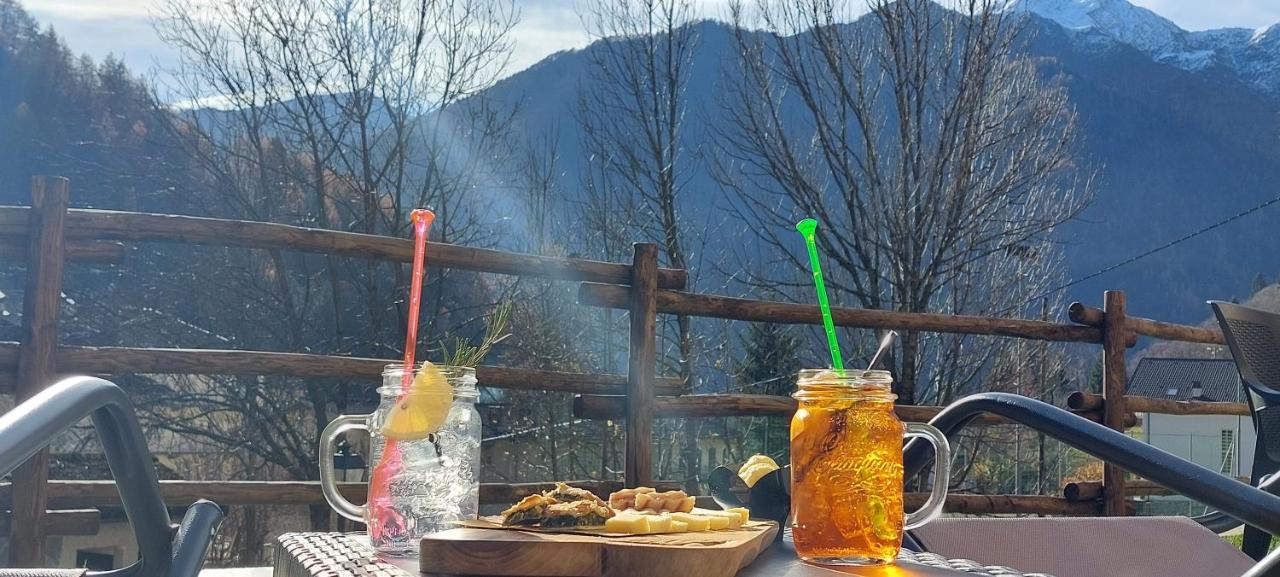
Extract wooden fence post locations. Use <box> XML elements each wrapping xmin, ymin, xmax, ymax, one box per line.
<box><xmin>10</xmin><ymin>176</ymin><xmax>69</xmax><ymax>565</ymax></box>
<box><xmin>625</xmin><ymin>243</ymin><xmax>659</xmax><ymax>486</ymax></box>
<box><xmin>1101</xmin><ymin>290</ymin><xmax>1129</xmax><ymax>516</ymax></box>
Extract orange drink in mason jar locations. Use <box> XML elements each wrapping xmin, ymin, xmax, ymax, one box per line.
<box><xmin>790</xmin><ymin>369</ymin><xmax>951</xmax><ymax>565</ymax></box>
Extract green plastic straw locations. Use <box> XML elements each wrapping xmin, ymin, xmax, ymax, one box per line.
<box><xmin>796</xmin><ymin>218</ymin><xmax>845</xmax><ymax>375</ymax></box>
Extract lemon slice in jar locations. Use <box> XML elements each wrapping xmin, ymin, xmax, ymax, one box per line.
<box><xmin>381</xmin><ymin>362</ymin><xmax>453</xmax><ymax>440</ymax></box>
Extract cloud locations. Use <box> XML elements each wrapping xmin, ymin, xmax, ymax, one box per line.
<box><xmin>25</xmin><ymin>0</ymin><xmax>176</xmax><ymax>79</ymax></box>
<box><xmin>508</xmin><ymin>2</ymin><xmax>591</xmax><ymax>74</ymax></box>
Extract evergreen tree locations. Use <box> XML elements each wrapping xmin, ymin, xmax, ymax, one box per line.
<box><xmin>731</xmin><ymin>322</ymin><xmax>801</xmax><ymax>459</ymax></box>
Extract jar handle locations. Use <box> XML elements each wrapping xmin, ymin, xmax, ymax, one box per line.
<box><xmin>903</xmin><ymin>422</ymin><xmax>950</xmax><ymax>530</ymax></box>
<box><xmin>319</xmin><ymin>414</ymin><xmax>369</xmax><ymax>523</ymax></box>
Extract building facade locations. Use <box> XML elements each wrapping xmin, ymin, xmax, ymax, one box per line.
<box><xmin>1130</xmin><ymin>358</ymin><xmax>1255</xmax><ymax>515</ymax></box>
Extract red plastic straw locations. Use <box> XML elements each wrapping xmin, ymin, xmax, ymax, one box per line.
<box><xmin>402</xmin><ymin>209</ymin><xmax>435</xmax><ymax>387</ymax></box>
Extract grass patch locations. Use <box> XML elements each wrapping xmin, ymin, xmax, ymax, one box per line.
<box><xmin>1223</xmin><ymin>534</ymin><xmax>1280</xmax><ymax>552</ymax></box>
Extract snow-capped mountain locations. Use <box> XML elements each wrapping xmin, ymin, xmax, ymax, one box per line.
<box><xmin>1014</xmin><ymin>0</ymin><xmax>1280</xmax><ymax>94</ymax></box>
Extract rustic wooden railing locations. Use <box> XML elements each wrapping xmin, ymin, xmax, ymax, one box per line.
<box><xmin>0</xmin><ymin>176</ymin><xmax>1243</xmax><ymax>564</ymax></box>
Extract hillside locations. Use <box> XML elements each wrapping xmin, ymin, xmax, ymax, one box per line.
<box><xmin>1136</xmin><ymin>284</ymin><xmax>1280</xmax><ymax>361</ymax></box>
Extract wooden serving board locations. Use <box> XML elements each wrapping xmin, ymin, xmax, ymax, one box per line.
<box><xmin>419</xmin><ymin>519</ymin><xmax>779</xmax><ymax>577</ymax></box>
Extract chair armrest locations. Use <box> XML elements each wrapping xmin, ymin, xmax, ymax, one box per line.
<box><xmin>0</xmin><ymin>377</ymin><xmax>172</xmax><ymax>577</ymax></box>
<box><xmin>1243</xmin><ymin>545</ymin><xmax>1280</xmax><ymax>577</ymax></box>
<box><xmin>1191</xmin><ymin>472</ymin><xmax>1280</xmax><ymax>533</ymax></box>
<box><xmin>903</xmin><ymin>392</ymin><xmax>1280</xmax><ymax>537</ymax></box>
<box><xmin>169</xmin><ymin>500</ymin><xmax>223</xmax><ymax>577</ymax></box>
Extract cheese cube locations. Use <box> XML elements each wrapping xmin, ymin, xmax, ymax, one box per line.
<box><xmin>668</xmin><ymin>519</ymin><xmax>689</xmax><ymax>533</ymax></box>
<box><xmin>697</xmin><ymin>510</ymin><xmax>741</xmax><ymax>529</ymax></box>
<box><xmin>669</xmin><ymin>512</ymin><xmax>711</xmax><ymax>531</ymax></box>
<box><xmin>644</xmin><ymin>513</ymin><xmax>673</xmax><ymax>533</ymax></box>
<box><xmin>702</xmin><ymin>515</ymin><xmax>730</xmax><ymax>530</ymax></box>
<box><xmin>605</xmin><ymin>514</ymin><xmax>650</xmax><ymax>534</ymax></box>
<box><xmin>728</xmin><ymin>507</ymin><xmax>750</xmax><ymax>524</ymax></box>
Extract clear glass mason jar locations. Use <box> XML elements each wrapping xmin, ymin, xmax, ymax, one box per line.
<box><xmin>790</xmin><ymin>369</ymin><xmax>950</xmax><ymax>565</ymax></box>
<box><xmin>319</xmin><ymin>364</ymin><xmax>482</xmax><ymax>556</ymax></box>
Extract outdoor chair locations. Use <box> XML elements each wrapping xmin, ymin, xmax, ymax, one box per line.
<box><xmin>894</xmin><ymin>392</ymin><xmax>1280</xmax><ymax>577</ymax></box>
<box><xmin>0</xmin><ymin>376</ymin><xmax>223</xmax><ymax>577</ymax></box>
<box><xmin>1211</xmin><ymin>300</ymin><xmax>1280</xmax><ymax>559</ymax></box>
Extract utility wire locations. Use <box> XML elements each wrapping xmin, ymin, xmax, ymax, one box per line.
<box><xmin>1015</xmin><ymin>191</ymin><xmax>1280</xmax><ymax>311</ymax></box>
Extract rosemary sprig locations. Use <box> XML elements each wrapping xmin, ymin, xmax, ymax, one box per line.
<box><xmin>441</xmin><ymin>300</ymin><xmax>513</xmax><ymax>368</ymax></box>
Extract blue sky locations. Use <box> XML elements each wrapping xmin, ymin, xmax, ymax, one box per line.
<box><xmin>21</xmin><ymin>0</ymin><xmax>1280</xmax><ymax>90</ymax></box>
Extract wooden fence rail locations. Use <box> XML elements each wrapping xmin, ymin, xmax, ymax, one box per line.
<box><xmin>0</xmin><ymin>509</ymin><xmax>99</xmax><ymax>536</ymax></box>
<box><xmin>0</xmin><ymin>207</ymin><xmax>688</xmax><ymax>289</ymax></box>
<box><xmin>0</xmin><ymin>238</ymin><xmax>123</xmax><ymax>264</ymax></box>
<box><xmin>1068</xmin><ymin>391</ymin><xmax>1250</xmax><ymax>417</ymax></box>
<box><xmin>571</xmin><ymin>393</ymin><xmax>1136</xmax><ymax>427</ymax></box>
<box><xmin>1069</xmin><ymin>302</ymin><xmax>1225</xmax><ymax>345</ymax></box>
<box><xmin>1064</xmin><ymin>478</ymin><xmax>1250</xmax><ymax>501</ymax></box>
<box><xmin>0</xmin><ymin>480</ymin><xmax>684</xmax><ymax>509</ymax></box>
<box><xmin>579</xmin><ymin>283</ymin><xmax>1103</xmax><ymax>343</ymax></box>
<box><xmin>0</xmin><ymin>177</ymin><xmax>1253</xmax><ymax>562</ymax></box>
<box><xmin>0</xmin><ymin>343</ymin><xmax>684</xmax><ymax>396</ymax></box>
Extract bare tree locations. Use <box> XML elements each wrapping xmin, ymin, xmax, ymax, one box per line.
<box><xmin>575</xmin><ymin>0</ymin><xmax>705</xmax><ymax>489</ymax></box>
<box><xmin>130</xmin><ymin>0</ymin><xmax>517</xmax><ymax>537</ymax></box>
<box><xmin>715</xmin><ymin>0</ymin><xmax>1090</xmax><ymax>407</ymax></box>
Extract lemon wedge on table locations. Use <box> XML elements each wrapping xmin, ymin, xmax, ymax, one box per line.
<box><xmin>381</xmin><ymin>362</ymin><xmax>453</xmax><ymax>441</ymax></box>
<box><xmin>737</xmin><ymin>454</ymin><xmax>780</xmax><ymax>487</ymax></box>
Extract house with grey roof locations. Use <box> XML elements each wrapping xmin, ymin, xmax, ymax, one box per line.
<box><xmin>1129</xmin><ymin>357</ymin><xmax>1255</xmax><ymax>515</ymax></box>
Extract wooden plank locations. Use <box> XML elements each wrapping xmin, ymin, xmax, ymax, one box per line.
<box><xmin>1062</xmin><ymin>481</ymin><xmax>1102</xmax><ymax>502</ymax></box>
<box><xmin>912</xmin><ymin>494</ymin><xmax>1100</xmax><ymax>516</ymax></box>
<box><xmin>1069</xmin><ymin>391</ymin><xmax>1248</xmax><ymax>416</ymax></box>
<box><xmin>580</xmin><ymin>283</ymin><xmax>1102</xmax><ymax>343</ymax></box>
<box><xmin>1067</xmin><ymin>302</ymin><xmax>1105</xmax><ymax>327</ymax></box>
<box><xmin>0</xmin><ymin>509</ymin><xmax>99</xmax><ymax>536</ymax></box>
<box><xmin>626</xmin><ymin>244</ymin><xmax>659</xmax><ymax>486</ymax></box>
<box><xmin>1070</xmin><ymin>302</ymin><xmax>1221</xmax><ymax>345</ymax></box>
<box><xmin>4</xmin><ymin>344</ymin><xmax>682</xmax><ymax>395</ymax></box>
<box><xmin>420</xmin><ymin>522</ymin><xmax>778</xmax><ymax>577</ymax></box>
<box><xmin>0</xmin><ymin>480</ymin><xmax>365</xmax><ymax>508</ymax></box>
<box><xmin>1064</xmin><ymin>477</ymin><xmax>1249</xmax><ymax>499</ymax></box>
<box><xmin>0</xmin><ymin>238</ymin><xmax>124</xmax><ymax>264</ymax></box>
<box><xmin>0</xmin><ymin>207</ymin><xmax>690</xmax><ymax>289</ymax></box>
<box><xmin>575</xmin><ymin>394</ymin><xmax>1022</xmax><ymax>426</ymax></box>
<box><xmin>1101</xmin><ymin>290</ymin><xmax>1129</xmax><ymax>517</ymax></box>
<box><xmin>11</xmin><ymin>176</ymin><xmax>69</xmax><ymax>566</ymax></box>
<box><xmin>1124</xmin><ymin>395</ymin><xmax>1249</xmax><ymax>416</ymax></box>
<box><xmin>1129</xmin><ymin>317</ymin><xmax>1225</xmax><ymax>345</ymax></box>
<box><xmin>423</xmin><ymin>529</ymin><xmax>606</xmax><ymax>577</ymax></box>
<box><xmin>1066</xmin><ymin>391</ymin><xmax>1104</xmax><ymax>412</ymax></box>
<box><xmin>0</xmin><ymin>480</ymin><xmax>682</xmax><ymax>508</ymax></box>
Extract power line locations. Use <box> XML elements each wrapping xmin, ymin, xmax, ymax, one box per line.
<box><xmin>1019</xmin><ymin>191</ymin><xmax>1280</xmax><ymax>310</ymax></box>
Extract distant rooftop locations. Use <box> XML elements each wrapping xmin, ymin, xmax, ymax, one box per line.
<box><xmin>1127</xmin><ymin>357</ymin><xmax>1242</xmax><ymax>402</ymax></box>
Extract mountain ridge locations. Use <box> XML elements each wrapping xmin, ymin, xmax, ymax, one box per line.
<box><xmin>477</xmin><ymin>3</ymin><xmax>1280</xmax><ymax>327</ymax></box>
<box><xmin>1014</xmin><ymin>0</ymin><xmax>1280</xmax><ymax>94</ymax></box>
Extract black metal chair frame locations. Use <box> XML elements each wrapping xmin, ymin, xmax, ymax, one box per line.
<box><xmin>902</xmin><ymin>392</ymin><xmax>1280</xmax><ymax>577</ymax></box>
<box><xmin>0</xmin><ymin>376</ymin><xmax>223</xmax><ymax>577</ymax></box>
<box><xmin>1211</xmin><ymin>300</ymin><xmax>1280</xmax><ymax>559</ymax></box>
